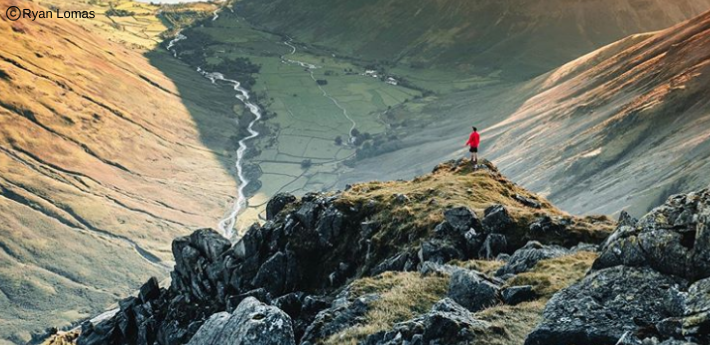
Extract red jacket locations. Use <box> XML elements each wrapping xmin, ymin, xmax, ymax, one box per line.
<box><xmin>466</xmin><ymin>132</ymin><xmax>480</xmax><ymax>148</ymax></box>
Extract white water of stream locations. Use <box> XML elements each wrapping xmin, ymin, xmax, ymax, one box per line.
<box><xmin>167</xmin><ymin>32</ymin><xmax>262</xmax><ymax>239</ymax></box>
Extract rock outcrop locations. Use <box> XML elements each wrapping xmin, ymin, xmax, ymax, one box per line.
<box><xmin>363</xmin><ymin>298</ymin><xmax>490</xmax><ymax>345</ymax></box>
<box><xmin>187</xmin><ymin>298</ymin><xmax>295</xmax><ymax>345</ymax></box>
<box><xmin>447</xmin><ymin>269</ymin><xmax>500</xmax><ymax>312</ymax></box>
<box><xmin>526</xmin><ymin>189</ymin><xmax>710</xmax><ymax>345</ymax></box>
<box><xmin>75</xmin><ymin>160</ymin><xmax>614</xmax><ymax>345</ymax></box>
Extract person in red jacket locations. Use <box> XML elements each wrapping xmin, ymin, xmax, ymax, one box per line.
<box><xmin>465</xmin><ymin>127</ymin><xmax>480</xmax><ymax>166</ymax></box>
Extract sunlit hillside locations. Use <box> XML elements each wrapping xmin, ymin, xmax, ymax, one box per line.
<box><xmin>485</xmin><ymin>9</ymin><xmax>710</xmax><ymax>216</ymax></box>
<box><xmin>0</xmin><ymin>0</ymin><xmax>236</xmax><ymax>342</ymax></box>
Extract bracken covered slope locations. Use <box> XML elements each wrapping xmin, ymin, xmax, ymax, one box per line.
<box><xmin>235</xmin><ymin>0</ymin><xmax>710</xmax><ymax>78</ymax></box>
<box><xmin>485</xmin><ymin>9</ymin><xmax>710</xmax><ymax>216</ymax></box>
<box><xmin>0</xmin><ymin>0</ymin><xmax>240</xmax><ymax>342</ymax></box>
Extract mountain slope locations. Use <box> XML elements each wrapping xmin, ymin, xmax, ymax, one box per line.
<box><xmin>236</xmin><ymin>0</ymin><xmax>710</xmax><ymax>78</ymax></box>
<box><xmin>0</xmin><ymin>0</ymin><xmax>240</xmax><ymax>342</ymax></box>
<box><xmin>71</xmin><ymin>160</ymin><xmax>614</xmax><ymax>345</ymax></box>
<box><xmin>485</xmin><ymin>9</ymin><xmax>710</xmax><ymax>216</ymax></box>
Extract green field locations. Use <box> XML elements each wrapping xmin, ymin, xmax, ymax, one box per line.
<box><xmin>172</xmin><ymin>12</ymin><xmax>424</xmax><ymax>227</ymax></box>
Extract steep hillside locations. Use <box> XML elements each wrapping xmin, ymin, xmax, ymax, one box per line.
<box><xmin>485</xmin><ymin>9</ymin><xmax>710</xmax><ymax>216</ymax></box>
<box><xmin>236</xmin><ymin>0</ymin><xmax>710</xmax><ymax>78</ymax></box>
<box><xmin>71</xmin><ymin>160</ymin><xmax>615</xmax><ymax>345</ymax></box>
<box><xmin>0</xmin><ymin>0</ymin><xmax>240</xmax><ymax>342</ymax></box>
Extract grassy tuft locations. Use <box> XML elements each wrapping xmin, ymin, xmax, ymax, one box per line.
<box><xmin>505</xmin><ymin>251</ymin><xmax>598</xmax><ymax>299</ymax></box>
<box><xmin>326</xmin><ymin>272</ymin><xmax>449</xmax><ymax>345</ymax></box>
<box><xmin>471</xmin><ymin>301</ymin><xmax>546</xmax><ymax>345</ymax></box>
<box><xmin>450</xmin><ymin>259</ymin><xmax>506</xmax><ymax>275</ymax></box>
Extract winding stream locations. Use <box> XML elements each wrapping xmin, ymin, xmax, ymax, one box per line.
<box><xmin>167</xmin><ymin>32</ymin><xmax>262</xmax><ymax>239</ymax></box>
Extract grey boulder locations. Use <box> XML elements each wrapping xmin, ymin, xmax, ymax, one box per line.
<box><xmin>448</xmin><ymin>268</ymin><xmax>500</xmax><ymax>312</ymax></box>
<box><xmin>362</xmin><ymin>298</ymin><xmax>489</xmax><ymax>345</ymax></box>
<box><xmin>187</xmin><ymin>297</ymin><xmax>295</xmax><ymax>345</ymax></box>
<box><xmin>594</xmin><ymin>189</ymin><xmax>710</xmax><ymax>281</ymax></box>
<box><xmin>496</xmin><ymin>241</ymin><xmax>569</xmax><ymax>277</ymax></box>
<box><xmin>525</xmin><ymin>266</ymin><xmax>687</xmax><ymax>345</ymax></box>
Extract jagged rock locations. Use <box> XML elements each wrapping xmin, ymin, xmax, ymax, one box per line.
<box><xmin>394</xmin><ymin>193</ymin><xmax>410</xmax><ymax>203</ymax></box>
<box><xmin>448</xmin><ymin>269</ymin><xmax>500</xmax><ymax>312</ymax></box>
<box><xmin>187</xmin><ymin>297</ymin><xmax>295</xmax><ymax>345</ymax></box>
<box><xmin>478</xmin><ymin>233</ymin><xmax>508</xmax><ymax>259</ymax></box>
<box><xmin>362</xmin><ymin>298</ymin><xmax>489</xmax><ymax>345</ymax></box>
<box><xmin>443</xmin><ymin>206</ymin><xmax>481</xmax><ymax>232</ymax></box>
<box><xmin>185</xmin><ymin>229</ymin><xmax>232</xmax><ymax>263</ymax></box>
<box><xmin>371</xmin><ymin>252</ymin><xmax>413</xmax><ymax>276</ymax></box>
<box><xmin>139</xmin><ymin>277</ymin><xmax>160</xmax><ymax>304</ymax></box>
<box><xmin>78</xmin><ymin>319</ymin><xmax>117</xmax><ymax>345</ymax></box>
<box><xmin>618</xmin><ymin>210</ymin><xmax>638</xmax><ymax>227</ymax></box>
<box><xmin>528</xmin><ymin>216</ymin><xmax>570</xmax><ymax>237</ymax></box>
<box><xmin>77</xmin><ymin>163</ymin><xmax>615</xmax><ymax>345</ymax></box>
<box><xmin>514</xmin><ymin>194</ymin><xmax>542</xmax><ymax>209</ymax></box>
<box><xmin>418</xmin><ymin>239</ymin><xmax>464</xmax><ymax>264</ymax></box>
<box><xmin>525</xmin><ymin>266</ymin><xmax>687</xmax><ymax>345</ymax></box>
<box><xmin>78</xmin><ymin>276</ymin><xmax>170</xmax><ymax>345</ymax></box>
<box><xmin>419</xmin><ymin>262</ymin><xmax>464</xmax><ymax>277</ymax></box>
<box><xmin>251</xmin><ymin>251</ymin><xmax>299</xmax><ymax>296</ymax></box>
<box><xmin>300</xmin><ymin>293</ymin><xmax>380</xmax><ymax>344</ymax></box>
<box><xmin>272</xmin><ymin>292</ymin><xmax>305</xmax><ymax>318</ymax></box>
<box><xmin>654</xmin><ymin>277</ymin><xmax>710</xmax><ymax>341</ymax></box>
<box><xmin>315</xmin><ymin>205</ymin><xmax>345</xmax><ymax>247</ymax></box>
<box><xmin>266</xmin><ymin>193</ymin><xmax>297</xmax><ymax>220</ymax></box>
<box><xmin>226</xmin><ymin>288</ymin><xmax>272</xmax><ymax>312</ymax></box>
<box><xmin>172</xmin><ymin>229</ymin><xmax>231</xmax><ymax>302</ymax></box>
<box><xmin>594</xmin><ymin>189</ymin><xmax>710</xmax><ymax>280</ymax></box>
<box><xmin>496</xmin><ymin>241</ymin><xmax>569</xmax><ymax>276</ymax></box>
<box><xmin>571</xmin><ymin>242</ymin><xmax>599</xmax><ymax>253</ymax></box>
<box><xmin>295</xmin><ymin>201</ymin><xmax>321</xmax><ymax>229</ymax></box>
<box><xmin>482</xmin><ymin>204</ymin><xmax>513</xmax><ymax>233</ymax></box>
<box><xmin>464</xmin><ymin>228</ymin><xmax>485</xmax><ymax>253</ymax></box>
<box><xmin>501</xmin><ymin>285</ymin><xmax>536</xmax><ymax>305</ymax></box>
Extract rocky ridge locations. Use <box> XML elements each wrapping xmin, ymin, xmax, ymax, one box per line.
<box><xmin>527</xmin><ymin>189</ymin><xmax>710</xmax><ymax>345</ymax></box>
<box><xmin>71</xmin><ymin>160</ymin><xmax>624</xmax><ymax>345</ymax></box>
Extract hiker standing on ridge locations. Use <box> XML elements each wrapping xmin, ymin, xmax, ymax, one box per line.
<box><xmin>465</xmin><ymin>127</ymin><xmax>480</xmax><ymax>167</ymax></box>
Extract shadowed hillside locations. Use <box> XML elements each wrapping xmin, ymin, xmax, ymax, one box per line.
<box><xmin>0</xmin><ymin>0</ymin><xmax>239</xmax><ymax>342</ymax></box>
<box><xmin>236</xmin><ymin>0</ymin><xmax>710</xmax><ymax>79</ymax></box>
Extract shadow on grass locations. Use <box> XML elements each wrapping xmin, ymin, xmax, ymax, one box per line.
<box><xmin>144</xmin><ymin>48</ymin><xmax>244</xmax><ymax>186</ymax></box>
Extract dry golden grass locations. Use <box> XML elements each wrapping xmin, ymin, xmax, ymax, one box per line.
<box><xmin>451</xmin><ymin>259</ymin><xmax>506</xmax><ymax>275</ymax></box>
<box><xmin>505</xmin><ymin>251</ymin><xmax>598</xmax><ymax>299</ymax></box>
<box><xmin>471</xmin><ymin>300</ymin><xmax>546</xmax><ymax>345</ymax></box>
<box><xmin>320</xmin><ymin>250</ymin><xmax>597</xmax><ymax>345</ymax></box>
<box><xmin>335</xmin><ymin>160</ymin><xmax>614</xmax><ymax>269</ymax></box>
<box><xmin>40</xmin><ymin>331</ymin><xmax>79</xmax><ymax>345</ymax></box>
<box><xmin>38</xmin><ymin>0</ymin><xmax>218</xmax><ymax>51</ymax></box>
<box><xmin>325</xmin><ymin>272</ymin><xmax>449</xmax><ymax>345</ymax></box>
<box><xmin>0</xmin><ymin>0</ymin><xmax>235</xmax><ymax>341</ymax></box>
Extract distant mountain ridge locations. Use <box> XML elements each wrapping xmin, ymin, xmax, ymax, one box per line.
<box><xmin>236</xmin><ymin>0</ymin><xmax>710</xmax><ymax>78</ymax></box>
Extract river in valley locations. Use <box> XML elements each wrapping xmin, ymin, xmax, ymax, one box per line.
<box><xmin>167</xmin><ymin>29</ymin><xmax>262</xmax><ymax>240</ymax></box>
